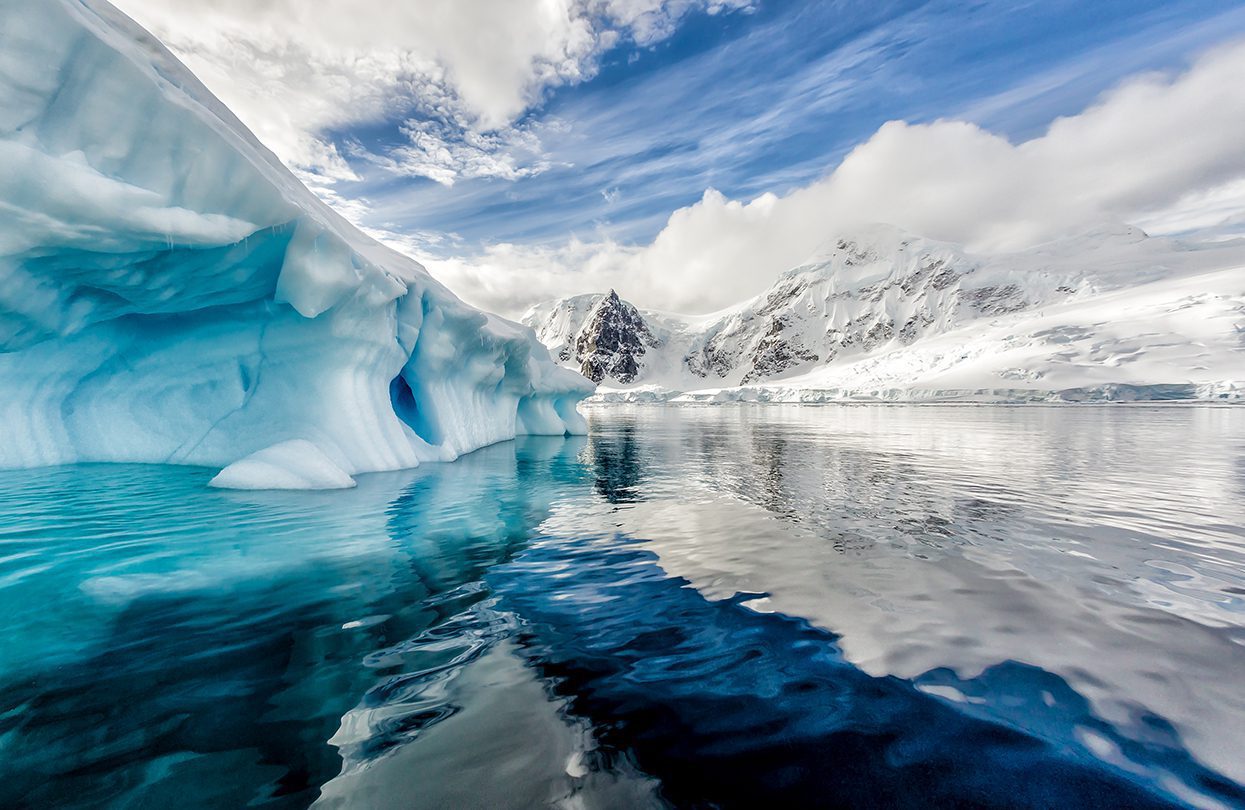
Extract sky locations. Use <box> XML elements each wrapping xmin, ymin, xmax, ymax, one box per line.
<box><xmin>113</xmin><ymin>0</ymin><xmax>1245</xmax><ymax>317</ymax></box>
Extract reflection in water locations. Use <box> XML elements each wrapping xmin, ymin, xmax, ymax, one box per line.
<box><xmin>492</xmin><ymin>535</ymin><xmax>1242</xmax><ymax>809</ymax></box>
<box><xmin>587</xmin><ymin>422</ymin><xmax>645</xmax><ymax>504</ymax></box>
<box><xmin>0</xmin><ymin>406</ymin><xmax>1243</xmax><ymax>808</ymax></box>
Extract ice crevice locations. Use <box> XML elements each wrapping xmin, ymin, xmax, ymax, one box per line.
<box><xmin>0</xmin><ymin>0</ymin><xmax>593</xmax><ymax>489</ymax></box>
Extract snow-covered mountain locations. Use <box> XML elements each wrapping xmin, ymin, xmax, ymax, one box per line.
<box><xmin>0</xmin><ymin>0</ymin><xmax>590</xmax><ymax>488</ymax></box>
<box><xmin>539</xmin><ymin>290</ymin><xmax>660</xmax><ymax>383</ymax></box>
<box><xmin>524</xmin><ymin>224</ymin><xmax>1245</xmax><ymax>402</ymax></box>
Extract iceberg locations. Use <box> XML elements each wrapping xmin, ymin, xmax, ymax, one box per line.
<box><xmin>0</xmin><ymin>0</ymin><xmax>592</xmax><ymax>486</ymax></box>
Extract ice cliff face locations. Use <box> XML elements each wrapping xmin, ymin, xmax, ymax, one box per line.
<box><xmin>525</xmin><ymin>224</ymin><xmax>1245</xmax><ymax>401</ymax></box>
<box><xmin>0</xmin><ymin>0</ymin><xmax>591</xmax><ymax>486</ymax></box>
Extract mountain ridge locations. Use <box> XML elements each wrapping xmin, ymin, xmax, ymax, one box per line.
<box><xmin>522</xmin><ymin>224</ymin><xmax>1245</xmax><ymax>402</ymax></box>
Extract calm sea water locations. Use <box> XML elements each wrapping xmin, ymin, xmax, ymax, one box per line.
<box><xmin>2</xmin><ymin>405</ymin><xmax>1244</xmax><ymax>809</ymax></box>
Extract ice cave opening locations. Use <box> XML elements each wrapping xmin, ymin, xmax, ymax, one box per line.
<box><xmin>389</xmin><ymin>374</ymin><xmax>440</xmax><ymax>447</ymax></box>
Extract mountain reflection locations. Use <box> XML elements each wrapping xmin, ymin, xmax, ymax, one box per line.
<box><xmin>587</xmin><ymin>422</ymin><xmax>645</xmax><ymax>504</ymax></box>
<box><xmin>492</xmin><ymin>531</ymin><xmax>1245</xmax><ymax>808</ymax></box>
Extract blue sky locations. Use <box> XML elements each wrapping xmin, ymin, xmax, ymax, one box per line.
<box><xmin>336</xmin><ymin>0</ymin><xmax>1245</xmax><ymax>252</ymax></box>
<box><xmin>118</xmin><ymin>0</ymin><xmax>1245</xmax><ymax>313</ymax></box>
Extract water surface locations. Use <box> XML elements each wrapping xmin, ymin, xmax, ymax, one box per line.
<box><xmin>1</xmin><ymin>405</ymin><xmax>1243</xmax><ymax>808</ymax></box>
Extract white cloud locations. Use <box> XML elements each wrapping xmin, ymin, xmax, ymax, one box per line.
<box><xmin>365</xmin><ymin>120</ymin><xmax>554</xmax><ymax>187</ymax></box>
<box><xmin>112</xmin><ymin>0</ymin><xmax>752</xmax><ymax>184</ymax></box>
<box><xmin>595</xmin><ymin>0</ymin><xmax>754</xmax><ymax>44</ymax></box>
<box><xmin>415</xmin><ymin>39</ymin><xmax>1245</xmax><ymax>317</ymax></box>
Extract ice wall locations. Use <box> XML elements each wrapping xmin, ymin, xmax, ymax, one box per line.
<box><xmin>0</xmin><ymin>0</ymin><xmax>591</xmax><ymax>486</ymax></box>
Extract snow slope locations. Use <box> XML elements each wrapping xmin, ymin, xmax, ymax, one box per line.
<box><xmin>524</xmin><ymin>224</ymin><xmax>1245</xmax><ymax>403</ymax></box>
<box><xmin>0</xmin><ymin>0</ymin><xmax>590</xmax><ymax>486</ymax></box>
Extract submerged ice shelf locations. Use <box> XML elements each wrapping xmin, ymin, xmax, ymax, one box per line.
<box><xmin>0</xmin><ymin>0</ymin><xmax>591</xmax><ymax>488</ymax></box>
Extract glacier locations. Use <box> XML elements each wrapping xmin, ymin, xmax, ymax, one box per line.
<box><xmin>525</xmin><ymin>224</ymin><xmax>1245</xmax><ymax>404</ymax></box>
<box><xmin>0</xmin><ymin>0</ymin><xmax>591</xmax><ymax>487</ymax></box>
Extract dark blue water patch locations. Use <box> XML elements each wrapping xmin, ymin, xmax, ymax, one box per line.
<box><xmin>489</xmin><ymin>535</ymin><xmax>1245</xmax><ymax>809</ymax></box>
<box><xmin>0</xmin><ymin>579</ymin><xmax>351</xmax><ymax>808</ymax></box>
<box><xmin>0</xmin><ymin>564</ymin><xmax>487</xmax><ymax>809</ymax></box>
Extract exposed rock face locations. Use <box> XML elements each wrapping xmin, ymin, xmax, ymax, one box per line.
<box><xmin>740</xmin><ymin>315</ymin><xmax>819</xmax><ymax>384</ymax></box>
<box><xmin>574</xmin><ymin>290</ymin><xmax>658</xmax><ymax>383</ymax></box>
<box><xmin>524</xmin><ymin>290</ymin><xmax>659</xmax><ymax>384</ymax></box>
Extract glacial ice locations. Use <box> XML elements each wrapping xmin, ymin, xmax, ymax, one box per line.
<box><xmin>0</xmin><ymin>0</ymin><xmax>592</xmax><ymax>486</ymax></box>
<box><xmin>209</xmin><ymin>440</ymin><xmax>356</xmax><ymax>491</ymax></box>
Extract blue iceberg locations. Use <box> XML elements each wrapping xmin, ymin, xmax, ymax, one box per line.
<box><xmin>0</xmin><ymin>0</ymin><xmax>592</xmax><ymax>488</ymax></box>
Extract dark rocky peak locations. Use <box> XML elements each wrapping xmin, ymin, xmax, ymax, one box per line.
<box><xmin>573</xmin><ymin>290</ymin><xmax>657</xmax><ymax>383</ymax></box>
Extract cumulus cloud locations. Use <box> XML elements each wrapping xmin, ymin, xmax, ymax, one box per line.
<box><xmin>415</xmin><ymin>39</ymin><xmax>1245</xmax><ymax>317</ymax></box>
<box><xmin>112</xmin><ymin>0</ymin><xmax>752</xmax><ymax>184</ymax></box>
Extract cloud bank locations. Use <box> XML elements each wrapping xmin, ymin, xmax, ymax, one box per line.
<box><xmin>413</xmin><ymin>39</ymin><xmax>1245</xmax><ymax>316</ymax></box>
